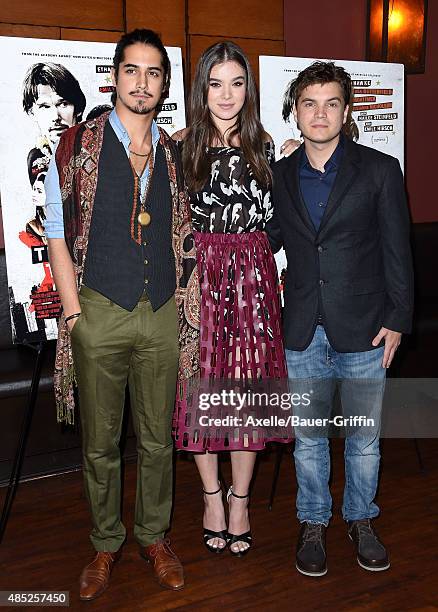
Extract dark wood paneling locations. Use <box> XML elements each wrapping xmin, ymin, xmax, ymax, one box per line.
<box><xmin>284</xmin><ymin>0</ymin><xmax>366</xmax><ymax>60</ymax></box>
<box><xmin>0</xmin><ymin>0</ymin><xmax>123</xmax><ymax>31</ymax></box>
<box><xmin>189</xmin><ymin>35</ymin><xmax>285</xmax><ymax>83</ymax></box>
<box><xmin>0</xmin><ymin>0</ymin><xmax>284</xmax><ymax>99</ymax></box>
<box><xmin>189</xmin><ymin>0</ymin><xmax>283</xmax><ymax>40</ymax></box>
<box><xmin>61</xmin><ymin>28</ymin><xmax>122</xmax><ymax>43</ymax></box>
<box><xmin>0</xmin><ymin>23</ymin><xmax>60</xmax><ymax>39</ymax></box>
<box><xmin>125</xmin><ymin>0</ymin><xmax>186</xmax><ymax>48</ymax></box>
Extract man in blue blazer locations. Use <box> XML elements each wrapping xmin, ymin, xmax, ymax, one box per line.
<box><xmin>267</xmin><ymin>61</ymin><xmax>413</xmax><ymax>577</ymax></box>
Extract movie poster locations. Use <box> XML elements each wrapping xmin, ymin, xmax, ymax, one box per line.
<box><xmin>0</xmin><ymin>36</ymin><xmax>186</xmax><ymax>344</ymax></box>
<box><xmin>259</xmin><ymin>55</ymin><xmax>404</xmax><ymax>281</ymax></box>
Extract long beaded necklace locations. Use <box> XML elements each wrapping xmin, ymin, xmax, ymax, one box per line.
<box><xmin>129</xmin><ymin>149</ymin><xmax>154</xmax><ymax>244</ymax></box>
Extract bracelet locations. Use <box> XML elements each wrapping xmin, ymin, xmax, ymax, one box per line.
<box><xmin>65</xmin><ymin>312</ymin><xmax>81</xmax><ymax>323</ymax></box>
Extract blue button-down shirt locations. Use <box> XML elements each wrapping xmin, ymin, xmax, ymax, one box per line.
<box><xmin>44</xmin><ymin>109</ymin><xmax>160</xmax><ymax>239</ymax></box>
<box><xmin>299</xmin><ymin>135</ymin><xmax>344</xmax><ymax>232</ymax></box>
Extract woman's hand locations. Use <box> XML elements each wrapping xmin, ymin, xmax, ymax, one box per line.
<box><xmin>279</xmin><ymin>139</ymin><xmax>301</xmax><ymax>158</ymax></box>
<box><xmin>171</xmin><ymin>127</ymin><xmax>189</xmax><ymax>142</ymax></box>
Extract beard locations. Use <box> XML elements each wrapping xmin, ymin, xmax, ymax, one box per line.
<box><xmin>118</xmin><ymin>92</ymin><xmax>158</xmax><ymax>115</ymax></box>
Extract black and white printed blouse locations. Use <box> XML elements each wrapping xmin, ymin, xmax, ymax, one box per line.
<box><xmin>189</xmin><ymin>142</ymin><xmax>275</xmax><ymax>234</ymax></box>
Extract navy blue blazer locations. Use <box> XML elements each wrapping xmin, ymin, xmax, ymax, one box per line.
<box><xmin>267</xmin><ymin>138</ymin><xmax>414</xmax><ymax>352</ymax></box>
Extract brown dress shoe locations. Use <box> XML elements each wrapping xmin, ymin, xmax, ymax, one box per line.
<box><xmin>79</xmin><ymin>550</ymin><xmax>121</xmax><ymax>601</ymax></box>
<box><xmin>140</xmin><ymin>539</ymin><xmax>184</xmax><ymax>591</ymax></box>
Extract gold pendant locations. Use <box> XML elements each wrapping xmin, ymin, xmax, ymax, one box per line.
<box><xmin>138</xmin><ymin>211</ymin><xmax>151</xmax><ymax>226</ymax></box>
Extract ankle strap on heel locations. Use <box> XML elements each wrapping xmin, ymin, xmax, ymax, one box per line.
<box><xmin>203</xmin><ymin>485</ymin><xmax>222</xmax><ymax>496</ymax></box>
<box><xmin>227</xmin><ymin>486</ymin><xmax>249</xmax><ymax>501</ymax></box>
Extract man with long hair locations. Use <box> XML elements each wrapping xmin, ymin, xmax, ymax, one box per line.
<box><xmin>268</xmin><ymin>61</ymin><xmax>413</xmax><ymax>577</ymax></box>
<box><xmin>45</xmin><ymin>29</ymin><xmax>199</xmax><ymax>599</ymax></box>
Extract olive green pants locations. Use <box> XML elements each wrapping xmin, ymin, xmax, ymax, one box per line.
<box><xmin>71</xmin><ymin>286</ymin><xmax>179</xmax><ymax>552</ymax></box>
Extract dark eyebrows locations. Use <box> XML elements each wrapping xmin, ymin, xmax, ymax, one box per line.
<box><xmin>209</xmin><ymin>75</ymin><xmax>246</xmax><ymax>83</ymax></box>
<box><xmin>300</xmin><ymin>96</ymin><xmax>342</xmax><ymax>103</ymax></box>
<box><xmin>36</xmin><ymin>97</ymin><xmax>66</xmax><ymax>106</ymax></box>
<box><xmin>122</xmin><ymin>63</ymin><xmax>163</xmax><ymax>72</ymax></box>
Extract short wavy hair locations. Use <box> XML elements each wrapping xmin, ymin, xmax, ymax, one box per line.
<box><xmin>282</xmin><ymin>61</ymin><xmax>352</xmax><ymax>122</ymax></box>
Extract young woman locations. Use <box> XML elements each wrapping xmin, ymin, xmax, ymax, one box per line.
<box><xmin>172</xmin><ymin>41</ymin><xmax>290</xmax><ymax>556</ymax></box>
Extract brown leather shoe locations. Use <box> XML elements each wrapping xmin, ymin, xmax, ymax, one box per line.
<box><xmin>140</xmin><ymin>539</ymin><xmax>184</xmax><ymax>591</ymax></box>
<box><xmin>79</xmin><ymin>550</ymin><xmax>121</xmax><ymax>601</ymax></box>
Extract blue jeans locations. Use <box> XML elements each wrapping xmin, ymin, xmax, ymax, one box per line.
<box><xmin>286</xmin><ymin>326</ymin><xmax>386</xmax><ymax>525</ymax></box>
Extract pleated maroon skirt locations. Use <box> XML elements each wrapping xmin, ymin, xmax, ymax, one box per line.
<box><xmin>173</xmin><ymin>230</ymin><xmax>290</xmax><ymax>452</ymax></box>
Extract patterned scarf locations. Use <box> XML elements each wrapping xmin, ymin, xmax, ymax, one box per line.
<box><xmin>53</xmin><ymin>111</ymin><xmax>200</xmax><ymax>424</ymax></box>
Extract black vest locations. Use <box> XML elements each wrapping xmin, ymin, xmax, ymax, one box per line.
<box><xmin>83</xmin><ymin>122</ymin><xmax>176</xmax><ymax>311</ymax></box>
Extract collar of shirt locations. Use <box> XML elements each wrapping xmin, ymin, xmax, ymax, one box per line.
<box><xmin>301</xmin><ymin>132</ymin><xmax>345</xmax><ymax>174</ymax></box>
<box><xmin>109</xmin><ymin>108</ymin><xmax>160</xmax><ymax>159</ymax></box>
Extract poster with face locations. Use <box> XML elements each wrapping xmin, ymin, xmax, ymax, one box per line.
<box><xmin>259</xmin><ymin>55</ymin><xmax>404</xmax><ymax>282</ymax></box>
<box><xmin>0</xmin><ymin>36</ymin><xmax>186</xmax><ymax>343</ymax></box>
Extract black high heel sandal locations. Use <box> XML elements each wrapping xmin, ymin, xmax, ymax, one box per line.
<box><xmin>226</xmin><ymin>486</ymin><xmax>252</xmax><ymax>557</ymax></box>
<box><xmin>202</xmin><ymin>485</ymin><xmax>228</xmax><ymax>554</ymax></box>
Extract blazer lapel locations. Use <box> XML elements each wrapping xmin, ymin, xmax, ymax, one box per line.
<box><xmin>282</xmin><ymin>145</ymin><xmax>316</xmax><ymax>235</ymax></box>
<box><xmin>317</xmin><ymin>139</ymin><xmax>361</xmax><ymax>236</ymax></box>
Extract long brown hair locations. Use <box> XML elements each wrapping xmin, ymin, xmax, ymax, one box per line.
<box><xmin>183</xmin><ymin>41</ymin><xmax>272</xmax><ymax>192</ymax></box>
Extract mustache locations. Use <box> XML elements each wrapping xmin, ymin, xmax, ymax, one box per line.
<box><xmin>130</xmin><ymin>90</ymin><xmax>153</xmax><ymax>97</ymax></box>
